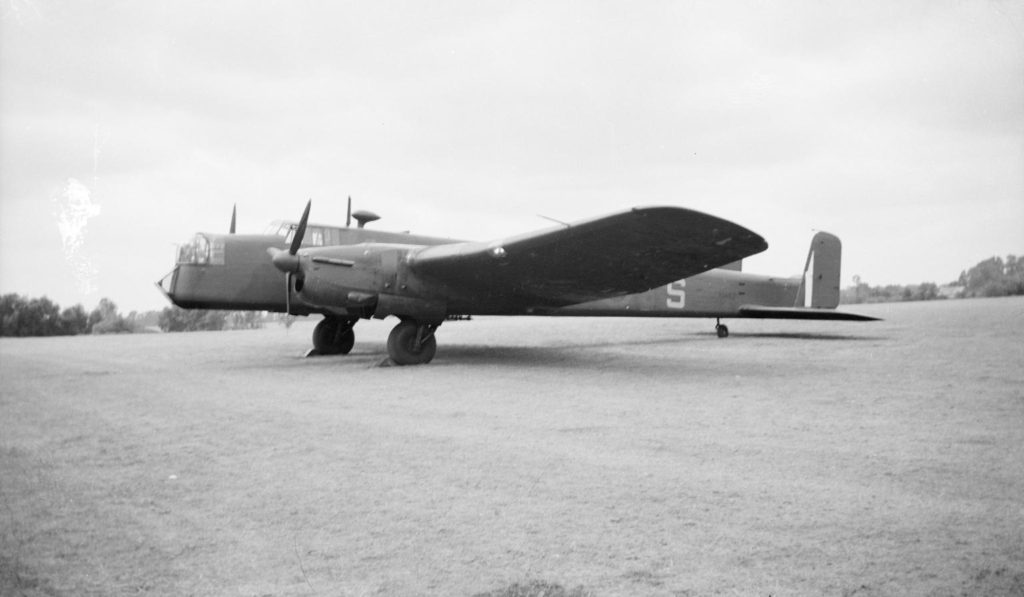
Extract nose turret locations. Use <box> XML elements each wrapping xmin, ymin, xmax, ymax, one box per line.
<box><xmin>155</xmin><ymin>267</ymin><xmax>178</xmax><ymax>304</ymax></box>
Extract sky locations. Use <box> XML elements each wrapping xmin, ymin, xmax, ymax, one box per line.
<box><xmin>2</xmin><ymin>0</ymin><xmax>1022</xmax><ymax>313</ymax></box>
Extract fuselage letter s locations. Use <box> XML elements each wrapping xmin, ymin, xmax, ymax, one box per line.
<box><xmin>666</xmin><ymin>280</ymin><xmax>686</xmax><ymax>309</ymax></box>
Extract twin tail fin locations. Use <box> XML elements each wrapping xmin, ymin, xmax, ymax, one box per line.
<box><xmin>795</xmin><ymin>232</ymin><xmax>842</xmax><ymax>309</ymax></box>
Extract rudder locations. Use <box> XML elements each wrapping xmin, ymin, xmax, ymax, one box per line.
<box><xmin>795</xmin><ymin>232</ymin><xmax>842</xmax><ymax>309</ymax></box>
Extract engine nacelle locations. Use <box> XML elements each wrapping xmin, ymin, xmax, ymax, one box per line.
<box><xmin>294</xmin><ymin>244</ymin><xmax>389</xmax><ymax>308</ymax></box>
<box><xmin>296</xmin><ymin>243</ymin><xmax>452</xmax><ymax>322</ymax></box>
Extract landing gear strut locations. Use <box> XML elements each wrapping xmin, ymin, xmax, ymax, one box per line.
<box><xmin>715</xmin><ymin>319</ymin><xmax>729</xmax><ymax>338</ymax></box>
<box><xmin>310</xmin><ymin>316</ymin><xmax>357</xmax><ymax>355</ymax></box>
<box><xmin>387</xmin><ymin>320</ymin><xmax>439</xmax><ymax>365</ymax></box>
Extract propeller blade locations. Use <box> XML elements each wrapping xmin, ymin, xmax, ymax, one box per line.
<box><xmin>346</xmin><ymin>196</ymin><xmax>352</xmax><ymax>228</ymax></box>
<box><xmin>289</xmin><ymin>199</ymin><xmax>311</xmax><ymax>255</ymax></box>
<box><xmin>285</xmin><ymin>272</ymin><xmax>291</xmax><ymax>315</ymax></box>
<box><xmin>269</xmin><ymin>200</ymin><xmax>312</xmax><ymax>314</ymax></box>
<box><xmin>229</xmin><ymin>204</ymin><xmax>237</xmax><ymax>234</ymax></box>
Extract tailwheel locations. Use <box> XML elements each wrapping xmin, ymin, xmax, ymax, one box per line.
<box><xmin>715</xmin><ymin>319</ymin><xmax>729</xmax><ymax>338</ymax></box>
<box><xmin>311</xmin><ymin>317</ymin><xmax>357</xmax><ymax>355</ymax></box>
<box><xmin>387</xmin><ymin>320</ymin><xmax>438</xmax><ymax>365</ymax></box>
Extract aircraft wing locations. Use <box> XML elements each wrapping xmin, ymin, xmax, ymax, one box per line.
<box><xmin>738</xmin><ymin>305</ymin><xmax>880</xmax><ymax>321</ymax></box>
<box><xmin>408</xmin><ymin>206</ymin><xmax>768</xmax><ymax>306</ymax></box>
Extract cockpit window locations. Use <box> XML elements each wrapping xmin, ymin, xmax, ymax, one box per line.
<box><xmin>264</xmin><ymin>221</ymin><xmax>290</xmax><ymax>236</ymax></box>
<box><xmin>283</xmin><ymin>225</ymin><xmax>325</xmax><ymax>246</ymax></box>
<box><xmin>265</xmin><ymin>221</ymin><xmax>333</xmax><ymax>247</ymax></box>
<box><xmin>177</xmin><ymin>243</ymin><xmax>195</xmax><ymax>264</ymax></box>
<box><xmin>176</xmin><ymin>234</ymin><xmax>224</xmax><ymax>265</ymax></box>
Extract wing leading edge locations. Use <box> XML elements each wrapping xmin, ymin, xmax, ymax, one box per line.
<box><xmin>408</xmin><ymin>206</ymin><xmax>768</xmax><ymax>307</ymax></box>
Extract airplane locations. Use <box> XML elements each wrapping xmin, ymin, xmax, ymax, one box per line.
<box><xmin>156</xmin><ymin>199</ymin><xmax>877</xmax><ymax>365</ymax></box>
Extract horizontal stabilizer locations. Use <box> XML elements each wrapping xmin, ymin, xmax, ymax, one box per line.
<box><xmin>738</xmin><ymin>305</ymin><xmax>880</xmax><ymax>321</ymax></box>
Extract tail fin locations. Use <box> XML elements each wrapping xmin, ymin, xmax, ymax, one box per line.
<box><xmin>795</xmin><ymin>232</ymin><xmax>842</xmax><ymax>309</ymax></box>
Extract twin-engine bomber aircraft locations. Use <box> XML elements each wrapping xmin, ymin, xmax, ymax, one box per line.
<box><xmin>157</xmin><ymin>200</ymin><xmax>877</xmax><ymax>365</ymax></box>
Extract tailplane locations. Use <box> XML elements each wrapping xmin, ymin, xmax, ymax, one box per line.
<box><xmin>737</xmin><ymin>230</ymin><xmax>879</xmax><ymax>321</ymax></box>
<box><xmin>795</xmin><ymin>232</ymin><xmax>842</xmax><ymax>309</ymax></box>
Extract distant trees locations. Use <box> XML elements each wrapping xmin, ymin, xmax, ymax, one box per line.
<box><xmin>158</xmin><ymin>306</ymin><xmax>227</xmax><ymax>332</ymax></box>
<box><xmin>60</xmin><ymin>304</ymin><xmax>89</xmax><ymax>335</ymax></box>
<box><xmin>843</xmin><ymin>281</ymin><xmax>944</xmax><ymax>304</ymax></box>
<box><xmin>157</xmin><ymin>306</ymin><xmax>266</xmax><ymax>332</ymax></box>
<box><xmin>89</xmin><ymin>298</ymin><xmax>135</xmax><ymax>334</ymax></box>
<box><xmin>1</xmin><ymin>295</ymin><xmax>63</xmax><ymax>336</ymax></box>
<box><xmin>0</xmin><ymin>294</ymin><xmax>121</xmax><ymax>336</ymax></box>
<box><xmin>1</xmin><ymin>294</ymin><xmax>269</xmax><ymax>336</ymax></box>
<box><xmin>230</xmin><ymin>310</ymin><xmax>265</xmax><ymax>330</ymax></box>
<box><xmin>958</xmin><ymin>255</ymin><xmax>1024</xmax><ymax>298</ymax></box>
<box><xmin>842</xmin><ymin>254</ymin><xmax>1023</xmax><ymax>304</ymax></box>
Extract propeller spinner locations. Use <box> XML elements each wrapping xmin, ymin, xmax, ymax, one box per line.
<box><xmin>268</xmin><ymin>199</ymin><xmax>312</xmax><ymax>314</ymax></box>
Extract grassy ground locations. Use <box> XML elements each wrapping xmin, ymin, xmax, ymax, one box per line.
<box><xmin>1</xmin><ymin>297</ymin><xmax>1022</xmax><ymax>596</ymax></box>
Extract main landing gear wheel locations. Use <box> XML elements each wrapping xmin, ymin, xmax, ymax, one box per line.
<box><xmin>387</xmin><ymin>320</ymin><xmax>438</xmax><ymax>365</ymax></box>
<box><xmin>312</xmin><ymin>317</ymin><xmax>356</xmax><ymax>355</ymax></box>
<box><xmin>715</xmin><ymin>319</ymin><xmax>729</xmax><ymax>338</ymax></box>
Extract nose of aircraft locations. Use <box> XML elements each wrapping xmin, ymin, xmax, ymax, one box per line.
<box><xmin>155</xmin><ymin>268</ymin><xmax>177</xmax><ymax>304</ymax></box>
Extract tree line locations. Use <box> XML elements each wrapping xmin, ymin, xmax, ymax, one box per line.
<box><xmin>0</xmin><ymin>294</ymin><xmax>270</xmax><ymax>337</ymax></box>
<box><xmin>0</xmin><ymin>295</ymin><xmax>132</xmax><ymax>337</ymax></box>
<box><xmin>156</xmin><ymin>307</ymin><xmax>266</xmax><ymax>332</ymax></box>
<box><xmin>956</xmin><ymin>255</ymin><xmax>1024</xmax><ymax>297</ymax></box>
<box><xmin>842</xmin><ymin>254</ymin><xmax>1024</xmax><ymax>304</ymax></box>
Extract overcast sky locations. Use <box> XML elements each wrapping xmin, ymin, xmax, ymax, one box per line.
<box><xmin>2</xmin><ymin>0</ymin><xmax>1022</xmax><ymax>313</ymax></box>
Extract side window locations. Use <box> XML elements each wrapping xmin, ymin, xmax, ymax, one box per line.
<box><xmin>311</xmin><ymin>228</ymin><xmax>324</xmax><ymax>246</ymax></box>
<box><xmin>177</xmin><ymin>244</ymin><xmax>194</xmax><ymax>264</ymax></box>
<box><xmin>194</xmin><ymin>234</ymin><xmax>210</xmax><ymax>264</ymax></box>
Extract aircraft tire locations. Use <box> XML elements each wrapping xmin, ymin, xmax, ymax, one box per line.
<box><xmin>387</xmin><ymin>321</ymin><xmax>437</xmax><ymax>365</ymax></box>
<box><xmin>313</xmin><ymin>318</ymin><xmax>355</xmax><ymax>355</ymax></box>
<box><xmin>716</xmin><ymin>324</ymin><xmax>729</xmax><ymax>338</ymax></box>
<box><xmin>333</xmin><ymin>329</ymin><xmax>355</xmax><ymax>354</ymax></box>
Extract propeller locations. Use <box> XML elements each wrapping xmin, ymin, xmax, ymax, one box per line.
<box><xmin>268</xmin><ymin>199</ymin><xmax>312</xmax><ymax>315</ymax></box>
<box><xmin>229</xmin><ymin>204</ymin><xmax>237</xmax><ymax>234</ymax></box>
<box><xmin>346</xmin><ymin>196</ymin><xmax>352</xmax><ymax>228</ymax></box>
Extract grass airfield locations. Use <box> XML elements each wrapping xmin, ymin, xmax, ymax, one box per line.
<box><xmin>2</xmin><ymin>297</ymin><xmax>1023</xmax><ymax>596</ymax></box>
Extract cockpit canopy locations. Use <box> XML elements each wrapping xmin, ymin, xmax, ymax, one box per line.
<box><xmin>264</xmin><ymin>221</ymin><xmax>339</xmax><ymax>247</ymax></box>
<box><xmin>176</xmin><ymin>217</ymin><xmax>388</xmax><ymax>266</ymax></box>
<box><xmin>177</xmin><ymin>233</ymin><xmax>225</xmax><ymax>265</ymax></box>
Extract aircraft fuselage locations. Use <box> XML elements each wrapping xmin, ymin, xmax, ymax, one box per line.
<box><xmin>160</xmin><ymin>229</ymin><xmax>805</xmax><ymax>319</ymax></box>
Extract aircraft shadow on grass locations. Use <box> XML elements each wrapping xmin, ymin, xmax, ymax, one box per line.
<box><xmin>714</xmin><ymin>332</ymin><xmax>887</xmax><ymax>341</ymax></box>
<box><xmin>277</xmin><ymin>331</ymin><xmax>886</xmax><ymax>370</ymax></box>
<box><xmin>286</xmin><ymin>344</ymin><xmax>615</xmax><ymax>369</ymax></box>
<box><xmin>431</xmin><ymin>333</ymin><xmax>887</xmax><ymax>367</ymax></box>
